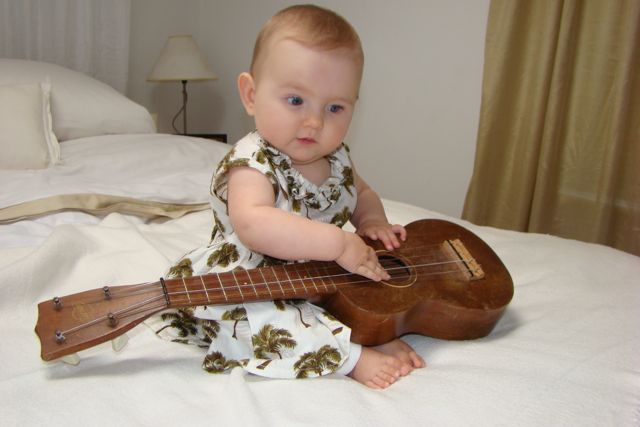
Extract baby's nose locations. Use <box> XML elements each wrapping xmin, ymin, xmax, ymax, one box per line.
<box><xmin>303</xmin><ymin>110</ymin><xmax>323</xmax><ymax>129</ymax></box>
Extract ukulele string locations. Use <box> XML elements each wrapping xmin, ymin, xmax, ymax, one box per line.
<box><xmin>163</xmin><ymin>266</ymin><xmax>467</xmax><ymax>301</ymax></box>
<box><xmin>58</xmin><ymin>262</ymin><xmax>467</xmax><ymax>337</ymax></box>
<box><xmin>97</xmin><ymin>245</ymin><xmax>468</xmax><ymax>301</ymax></box>
<box><xmin>160</xmin><ymin>257</ymin><xmax>468</xmax><ymax>299</ymax></box>
<box><xmin>60</xmin><ymin>294</ymin><xmax>170</xmax><ymax>335</ymax></box>
<box><xmin>57</xmin><ymin>245</ymin><xmax>475</xmax><ymax>336</ymax></box>
<box><xmin>84</xmin><ymin>253</ymin><xmax>469</xmax><ymax>308</ymax></box>
<box><xmin>59</xmin><ymin>238</ymin><xmax>465</xmax><ymax>302</ymax></box>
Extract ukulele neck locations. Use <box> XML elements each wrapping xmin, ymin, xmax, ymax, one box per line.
<box><xmin>162</xmin><ymin>261</ymin><xmax>343</xmax><ymax>308</ymax></box>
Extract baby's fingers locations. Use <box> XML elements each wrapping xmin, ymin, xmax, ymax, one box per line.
<box><xmin>357</xmin><ymin>248</ymin><xmax>390</xmax><ymax>281</ymax></box>
<box><xmin>357</xmin><ymin>263</ymin><xmax>389</xmax><ymax>282</ymax></box>
<box><xmin>376</xmin><ymin>228</ymin><xmax>403</xmax><ymax>250</ymax></box>
<box><xmin>390</xmin><ymin>224</ymin><xmax>407</xmax><ymax>242</ymax></box>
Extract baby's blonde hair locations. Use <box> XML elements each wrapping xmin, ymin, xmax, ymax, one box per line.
<box><xmin>250</xmin><ymin>4</ymin><xmax>364</xmax><ymax>79</ymax></box>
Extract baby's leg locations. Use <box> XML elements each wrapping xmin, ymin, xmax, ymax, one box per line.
<box><xmin>348</xmin><ymin>340</ymin><xmax>425</xmax><ymax>389</ymax></box>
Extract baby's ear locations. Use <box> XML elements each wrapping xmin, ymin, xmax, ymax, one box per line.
<box><xmin>237</xmin><ymin>72</ymin><xmax>256</xmax><ymax>116</ymax></box>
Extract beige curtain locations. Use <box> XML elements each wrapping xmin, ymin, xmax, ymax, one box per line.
<box><xmin>463</xmin><ymin>0</ymin><xmax>640</xmax><ymax>256</ymax></box>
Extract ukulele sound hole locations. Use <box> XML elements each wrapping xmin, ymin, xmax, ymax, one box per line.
<box><xmin>377</xmin><ymin>252</ymin><xmax>417</xmax><ymax>288</ymax></box>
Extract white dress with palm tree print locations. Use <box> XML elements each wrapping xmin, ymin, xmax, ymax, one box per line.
<box><xmin>153</xmin><ymin>131</ymin><xmax>359</xmax><ymax>379</ymax></box>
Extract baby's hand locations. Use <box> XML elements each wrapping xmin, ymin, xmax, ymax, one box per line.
<box><xmin>356</xmin><ymin>221</ymin><xmax>407</xmax><ymax>251</ymax></box>
<box><xmin>336</xmin><ymin>231</ymin><xmax>390</xmax><ymax>282</ymax></box>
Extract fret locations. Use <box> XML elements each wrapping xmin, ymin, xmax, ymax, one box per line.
<box><xmin>289</xmin><ymin>264</ymin><xmax>305</xmax><ymax>295</ymax></box>
<box><xmin>245</xmin><ymin>269</ymin><xmax>259</xmax><ymax>298</ymax></box>
<box><xmin>181</xmin><ymin>277</ymin><xmax>192</xmax><ymax>303</ymax></box>
<box><xmin>199</xmin><ymin>275</ymin><xmax>210</xmax><ymax>303</ymax></box>
<box><xmin>258</xmin><ymin>268</ymin><xmax>273</xmax><ymax>298</ymax></box>
<box><xmin>235</xmin><ymin>269</ymin><xmax>259</xmax><ymax>298</ymax></box>
<box><xmin>292</xmin><ymin>263</ymin><xmax>313</xmax><ymax>294</ymax></box>
<box><xmin>163</xmin><ymin>277</ymin><xmax>203</xmax><ymax>307</ymax></box>
<box><xmin>282</xmin><ymin>265</ymin><xmax>297</xmax><ymax>294</ymax></box>
<box><xmin>298</xmin><ymin>263</ymin><xmax>319</xmax><ymax>293</ymax></box>
<box><xmin>317</xmin><ymin>262</ymin><xmax>338</xmax><ymax>292</ymax></box>
<box><xmin>230</xmin><ymin>270</ymin><xmax>244</xmax><ymax>300</ymax></box>
<box><xmin>247</xmin><ymin>269</ymin><xmax>271</xmax><ymax>299</ymax></box>
<box><xmin>216</xmin><ymin>273</ymin><xmax>229</xmax><ymax>302</ymax></box>
<box><xmin>270</xmin><ymin>266</ymin><xmax>286</xmax><ymax>297</ymax></box>
<box><xmin>185</xmin><ymin>276</ymin><xmax>216</xmax><ymax>306</ymax></box>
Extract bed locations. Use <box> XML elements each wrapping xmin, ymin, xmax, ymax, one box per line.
<box><xmin>1</xmin><ymin>60</ymin><xmax>638</xmax><ymax>426</ymax></box>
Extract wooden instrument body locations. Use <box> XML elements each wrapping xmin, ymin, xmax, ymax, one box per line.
<box><xmin>35</xmin><ymin>219</ymin><xmax>513</xmax><ymax>361</ymax></box>
<box><xmin>321</xmin><ymin>219</ymin><xmax>513</xmax><ymax>344</ymax></box>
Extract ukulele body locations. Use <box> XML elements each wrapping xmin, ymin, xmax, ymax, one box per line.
<box><xmin>318</xmin><ymin>219</ymin><xmax>513</xmax><ymax>344</ymax></box>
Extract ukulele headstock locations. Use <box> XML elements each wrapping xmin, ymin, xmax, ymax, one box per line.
<box><xmin>35</xmin><ymin>284</ymin><xmax>166</xmax><ymax>361</ymax></box>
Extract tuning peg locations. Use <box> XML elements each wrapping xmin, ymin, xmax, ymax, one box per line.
<box><xmin>60</xmin><ymin>353</ymin><xmax>81</xmax><ymax>366</ymax></box>
<box><xmin>111</xmin><ymin>334</ymin><xmax>129</xmax><ymax>352</ymax></box>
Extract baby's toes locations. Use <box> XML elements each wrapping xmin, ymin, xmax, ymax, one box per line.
<box><xmin>365</xmin><ymin>379</ymin><xmax>383</xmax><ymax>390</ymax></box>
<box><xmin>370</xmin><ymin>372</ymin><xmax>397</xmax><ymax>389</ymax></box>
<box><xmin>398</xmin><ymin>362</ymin><xmax>413</xmax><ymax>376</ymax></box>
<box><xmin>409</xmin><ymin>351</ymin><xmax>426</xmax><ymax>368</ymax></box>
<box><xmin>377</xmin><ymin>368</ymin><xmax>399</xmax><ymax>385</ymax></box>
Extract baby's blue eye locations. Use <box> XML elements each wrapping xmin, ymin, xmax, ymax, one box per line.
<box><xmin>287</xmin><ymin>96</ymin><xmax>303</xmax><ymax>106</ymax></box>
<box><xmin>328</xmin><ymin>104</ymin><xmax>344</xmax><ymax>113</ymax></box>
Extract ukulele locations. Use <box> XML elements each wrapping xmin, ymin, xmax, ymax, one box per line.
<box><xmin>35</xmin><ymin>219</ymin><xmax>513</xmax><ymax>362</ymax></box>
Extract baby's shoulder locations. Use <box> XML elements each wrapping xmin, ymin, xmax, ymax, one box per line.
<box><xmin>233</xmin><ymin>131</ymin><xmax>263</xmax><ymax>154</ymax></box>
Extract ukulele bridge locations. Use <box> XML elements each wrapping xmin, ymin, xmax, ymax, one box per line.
<box><xmin>443</xmin><ymin>239</ymin><xmax>485</xmax><ymax>280</ymax></box>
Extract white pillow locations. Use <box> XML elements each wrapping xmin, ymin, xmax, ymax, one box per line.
<box><xmin>0</xmin><ymin>82</ymin><xmax>60</xmax><ymax>169</ymax></box>
<box><xmin>0</xmin><ymin>59</ymin><xmax>156</xmax><ymax>141</ymax></box>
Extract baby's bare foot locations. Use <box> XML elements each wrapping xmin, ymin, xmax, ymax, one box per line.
<box><xmin>348</xmin><ymin>347</ymin><xmax>405</xmax><ymax>389</ymax></box>
<box><xmin>374</xmin><ymin>339</ymin><xmax>426</xmax><ymax>375</ymax></box>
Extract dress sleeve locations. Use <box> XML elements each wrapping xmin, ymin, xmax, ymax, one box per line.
<box><xmin>210</xmin><ymin>134</ymin><xmax>279</xmax><ymax>204</ymax></box>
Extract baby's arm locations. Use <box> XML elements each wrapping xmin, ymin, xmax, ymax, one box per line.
<box><xmin>350</xmin><ymin>172</ymin><xmax>406</xmax><ymax>251</ymax></box>
<box><xmin>226</xmin><ymin>167</ymin><xmax>389</xmax><ymax>281</ymax></box>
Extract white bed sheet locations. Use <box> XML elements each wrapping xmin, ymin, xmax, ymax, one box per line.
<box><xmin>0</xmin><ymin>199</ymin><xmax>638</xmax><ymax>427</ymax></box>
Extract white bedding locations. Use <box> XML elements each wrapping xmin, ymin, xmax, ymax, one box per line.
<box><xmin>1</xmin><ymin>193</ymin><xmax>638</xmax><ymax>426</ymax></box>
<box><xmin>3</xmin><ymin>59</ymin><xmax>637</xmax><ymax>427</ymax></box>
<box><xmin>0</xmin><ymin>133</ymin><xmax>229</xmax><ymax>226</ymax></box>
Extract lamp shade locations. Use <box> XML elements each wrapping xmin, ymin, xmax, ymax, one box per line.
<box><xmin>147</xmin><ymin>35</ymin><xmax>218</xmax><ymax>82</ymax></box>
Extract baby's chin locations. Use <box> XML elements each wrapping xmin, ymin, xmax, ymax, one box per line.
<box><xmin>290</xmin><ymin>155</ymin><xmax>325</xmax><ymax>166</ymax></box>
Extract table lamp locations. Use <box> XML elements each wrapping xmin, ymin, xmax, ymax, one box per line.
<box><xmin>147</xmin><ymin>35</ymin><xmax>218</xmax><ymax>134</ymax></box>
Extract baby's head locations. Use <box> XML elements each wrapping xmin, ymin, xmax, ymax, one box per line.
<box><xmin>250</xmin><ymin>4</ymin><xmax>364</xmax><ymax>86</ymax></box>
<box><xmin>239</xmin><ymin>5</ymin><xmax>364</xmax><ymax>164</ymax></box>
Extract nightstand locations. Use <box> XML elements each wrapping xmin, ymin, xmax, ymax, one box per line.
<box><xmin>184</xmin><ymin>133</ymin><xmax>228</xmax><ymax>143</ymax></box>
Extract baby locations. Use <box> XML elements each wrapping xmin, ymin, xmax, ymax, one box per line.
<box><xmin>156</xmin><ymin>4</ymin><xmax>424</xmax><ymax>389</ymax></box>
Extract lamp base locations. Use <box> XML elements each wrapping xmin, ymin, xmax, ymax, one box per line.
<box><xmin>171</xmin><ymin>80</ymin><xmax>188</xmax><ymax>135</ymax></box>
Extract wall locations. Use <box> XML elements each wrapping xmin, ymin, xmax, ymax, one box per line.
<box><xmin>128</xmin><ymin>0</ymin><xmax>490</xmax><ymax>217</ymax></box>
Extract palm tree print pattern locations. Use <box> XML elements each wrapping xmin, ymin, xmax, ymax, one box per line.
<box><xmin>156</xmin><ymin>308</ymin><xmax>198</xmax><ymax>338</ymax></box>
<box><xmin>293</xmin><ymin>345</ymin><xmax>342</xmax><ymax>378</ymax></box>
<box><xmin>153</xmin><ymin>131</ymin><xmax>357</xmax><ymax>379</ymax></box>
<box><xmin>206</xmin><ymin>242</ymin><xmax>239</xmax><ymax>268</ymax></box>
<box><xmin>203</xmin><ymin>351</ymin><xmax>246</xmax><ymax>373</ymax></box>
<box><xmin>274</xmin><ymin>300</ymin><xmax>311</xmax><ymax>328</ymax></box>
<box><xmin>221</xmin><ymin>306</ymin><xmax>247</xmax><ymax>338</ymax></box>
<box><xmin>167</xmin><ymin>258</ymin><xmax>193</xmax><ymax>278</ymax></box>
<box><xmin>252</xmin><ymin>324</ymin><xmax>297</xmax><ymax>360</ymax></box>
